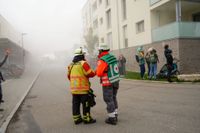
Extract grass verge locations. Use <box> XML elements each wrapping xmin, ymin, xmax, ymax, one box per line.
<box><xmin>124</xmin><ymin>71</ymin><xmax>178</xmax><ymax>82</ymax></box>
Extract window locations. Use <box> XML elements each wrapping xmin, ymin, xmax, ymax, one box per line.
<box><xmin>121</xmin><ymin>0</ymin><xmax>127</xmax><ymax>20</ymax></box>
<box><xmin>101</xmin><ymin>37</ymin><xmax>104</xmax><ymax>43</ymax></box>
<box><xmin>193</xmin><ymin>12</ymin><xmax>200</xmax><ymax>22</ymax></box>
<box><xmin>92</xmin><ymin>1</ymin><xmax>97</xmax><ymax>12</ymax></box>
<box><xmin>93</xmin><ymin>19</ymin><xmax>98</xmax><ymax>29</ymax></box>
<box><xmin>136</xmin><ymin>20</ymin><xmax>144</xmax><ymax>33</ymax></box>
<box><xmin>100</xmin><ymin>17</ymin><xmax>103</xmax><ymax>25</ymax></box>
<box><xmin>106</xmin><ymin>9</ymin><xmax>111</xmax><ymax>29</ymax></box>
<box><xmin>99</xmin><ymin>0</ymin><xmax>102</xmax><ymax>5</ymax></box>
<box><xmin>106</xmin><ymin>0</ymin><xmax>110</xmax><ymax>7</ymax></box>
<box><xmin>107</xmin><ymin>32</ymin><xmax>113</xmax><ymax>50</ymax></box>
<box><xmin>123</xmin><ymin>25</ymin><xmax>128</xmax><ymax>48</ymax></box>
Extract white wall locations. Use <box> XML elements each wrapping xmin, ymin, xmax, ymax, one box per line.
<box><xmin>125</xmin><ymin>0</ymin><xmax>152</xmax><ymax>47</ymax></box>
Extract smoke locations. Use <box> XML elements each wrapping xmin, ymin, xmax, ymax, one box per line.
<box><xmin>0</xmin><ymin>0</ymin><xmax>86</xmax><ymax>56</ymax></box>
<box><xmin>0</xmin><ymin>0</ymin><xmax>87</xmax><ymax>77</ymax></box>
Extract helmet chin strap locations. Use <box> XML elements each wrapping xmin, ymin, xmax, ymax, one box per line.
<box><xmin>98</xmin><ymin>50</ymin><xmax>103</xmax><ymax>54</ymax></box>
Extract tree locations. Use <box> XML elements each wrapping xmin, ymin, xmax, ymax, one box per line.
<box><xmin>84</xmin><ymin>28</ymin><xmax>98</xmax><ymax>56</ymax></box>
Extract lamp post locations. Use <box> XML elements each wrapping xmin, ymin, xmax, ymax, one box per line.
<box><xmin>21</xmin><ymin>33</ymin><xmax>27</xmax><ymax>68</ymax></box>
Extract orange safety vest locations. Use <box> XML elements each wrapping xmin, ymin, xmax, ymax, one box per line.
<box><xmin>68</xmin><ymin>61</ymin><xmax>91</xmax><ymax>94</ymax></box>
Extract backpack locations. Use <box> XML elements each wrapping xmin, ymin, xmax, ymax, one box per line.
<box><xmin>135</xmin><ymin>55</ymin><xmax>139</xmax><ymax>63</ymax></box>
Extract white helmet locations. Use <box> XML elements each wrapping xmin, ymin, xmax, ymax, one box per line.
<box><xmin>74</xmin><ymin>48</ymin><xmax>86</xmax><ymax>56</ymax></box>
<box><xmin>147</xmin><ymin>47</ymin><xmax>153</xmax><ymax>52</ymax></box>
<box><xmin>98</xmin><ymin>43</ymin><xmax>110</xmax><ymax>51</ymax></box>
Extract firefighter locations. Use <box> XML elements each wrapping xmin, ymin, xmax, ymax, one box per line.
<box><xmin>96</xmin><ymin>43</ymin><xmax>120</xmax><ymax>125</ymax></box>
<box><xmin>67</xmin><ymin>48</ymin><xmax>96</xmax><ymax>125</ymax></box>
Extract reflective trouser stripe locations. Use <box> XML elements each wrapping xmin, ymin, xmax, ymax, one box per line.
<box><xmin>108</xmin><ymin>112</ymin><xmax>116</xmax><ymax>118</ymax></box>
<box><xmin>83</xmin><ymin>113</ymin><xmax>90</xmax><ymax>122</ymax></box>
<box><xmin>73</xmin><ymin>115</ymin><xmax>81</xmax><ymax>121</ymax></box>
<box><xmin>86</xmin><ymin>101</ymin><xmax>89</xmax><ymax>108</ymax></box>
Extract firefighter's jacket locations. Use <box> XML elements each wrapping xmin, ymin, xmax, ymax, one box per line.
<box><xmin>68</xmin><ymin>61</ymin><xmax>95</xmax><ymax>94</ymax></box>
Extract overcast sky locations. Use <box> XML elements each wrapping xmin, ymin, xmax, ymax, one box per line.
<box><xmin>0</xmin><ymin>0</ymin><xmax>86</xmax><ymax>54</ymax></box>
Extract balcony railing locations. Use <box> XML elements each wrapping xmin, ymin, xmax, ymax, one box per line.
<box><xmin>150</xmin><ymin>0</ymin><xmax>161</xmax><ymax>6</ymax></box>
<box><xmin>152</xmin><ymin>22</ymin><xmax>200</xmax><ymax>42</ymax></box>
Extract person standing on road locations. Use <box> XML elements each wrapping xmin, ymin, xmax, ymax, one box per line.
<box><xmin>96</xmin><ymin>43</ymin><xmax>120</xmax><ymax>125</ymax></box>
<box><xmin>0</xmin><ymin>49</ymin><xmax>10</xmax><ymax>106</ymax></box>
<box><xmin>67</xmin><ymin>48</ymin><xmax>96</xmax><ymax>125</ymax></box>
<box><xmin>164</xmin><ymin>44</ymin><xmax>173</xmax><ymax>82</ymax></box>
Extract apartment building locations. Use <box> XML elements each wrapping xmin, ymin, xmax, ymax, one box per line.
<box><xmin>82</xmin><ymin>0</ymin><xmax>200</xmax><ymax>74</ymax></box>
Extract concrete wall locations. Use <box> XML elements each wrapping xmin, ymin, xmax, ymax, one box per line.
<box><xmin>179</xmin><ymin>39</ymin><xmax>200</xmax><ymax>74</ymax></box>
<box><xmin>112</xmin><ymin>39</ymin><xmax>179</xmax><ymax>73</ymax></box>
<box><xmin>112</xmin><ymin>38</ymin><xmax>200</xmax><ymax>74</ymax></box>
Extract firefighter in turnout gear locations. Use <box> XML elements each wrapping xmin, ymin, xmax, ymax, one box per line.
<box><xmin>67</xmin><ymin>48</ymin><xmax>96</xmax><ymax>125</ymax></box>
<box><xmin>96</xmin><ymin>43</ymin><xmax>120</xmax><ymax>125</ymax></box>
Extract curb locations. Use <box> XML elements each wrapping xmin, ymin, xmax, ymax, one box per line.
<box><xmin>122</xmin><ymin>78</ymin><xmax>200</xmax><ymax>85</ymax></box>
<box><xmin>0</xmin><ymin>70</ymin><xmax>41</xmax><ymax>133</ymax></box>
<box><xmin>2</xmin><ymin>80</ymin><xmax>12</xmax><ymax>85</ymax></box>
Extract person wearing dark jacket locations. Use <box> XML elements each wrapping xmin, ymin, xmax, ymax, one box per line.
<box><xmin>118</xmin><ymin>54</ymin><xmax>126</xmax><ymax>77</ymax></box>
<box><xmin>67</xmin><ymin>48</ymin><xmax>96</xmax><ymax>125</ymax></box>
<box><xmin>164</xmin><ymin>45</ymin><xmax>173</xmax><ymax>82</ymax></box>
<box><xmin>0</xmin><ymin>50</ymin><xmax>10</xmax><ymax>105</ymax></box>
<box><xmin>145</xmin><ymin>52</ymin><xmax>151</xmax><ymax>78</ymax></box>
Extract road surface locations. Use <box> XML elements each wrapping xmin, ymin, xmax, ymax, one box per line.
<box><xmin>7</xmin><ymin>62</ymin><xmax>200</xmax><ymax>133</ymax></box>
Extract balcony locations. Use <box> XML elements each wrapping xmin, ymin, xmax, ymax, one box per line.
<box><xmin>150</xmin><ymin>0</ymin><xmax>161</xmax><ymax>6</ymax></box>
<box><xmin>152</xmin><ymin>22</ymin><xmax>200</xmax><ymax>42</ymax></box>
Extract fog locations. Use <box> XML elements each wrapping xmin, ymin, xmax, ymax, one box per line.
<box><xmin>0</xmin><ymin>0</ymin><xmax>86</xmax><ymax>55</ymax></box>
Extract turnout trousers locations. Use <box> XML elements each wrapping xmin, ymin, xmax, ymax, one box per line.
<box><xmin>102</xmin><ymin>82</ymin><xmax>119</xmax><ymax>114</ymax></box>
<box><xmin>72</xmin><ymin>94</ymin><xmax>91</xmax><ymax>122</ymax></box>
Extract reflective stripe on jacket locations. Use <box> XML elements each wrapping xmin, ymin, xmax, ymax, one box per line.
<box><xmin>68</xmin><ymin>61</ymin><xmax>95</xmax><ymax>94</ymax></box>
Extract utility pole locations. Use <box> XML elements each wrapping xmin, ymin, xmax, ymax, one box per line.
<box><xmin>21</xmin><ymin>33</ymin><xmax>27</xmax><ymax>68</ymax></box>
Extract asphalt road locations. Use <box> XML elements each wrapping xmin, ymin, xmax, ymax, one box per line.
<box><xmin>7</xmin><ymin>62</ymin><xmax>200</xmax><ymax>133</ymax></box>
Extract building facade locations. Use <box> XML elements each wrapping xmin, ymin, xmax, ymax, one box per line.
<box><xmin>82</xmin><ymin>0</ymin><xmax>200</xmax><ymax>74</ymax></box>
<box><xmin>0</xmin><ymin>14</ymin><xmax>24</xmax><ymax>77</ymax></box>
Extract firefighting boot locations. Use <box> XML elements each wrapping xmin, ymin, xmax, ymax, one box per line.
<box><xmin>105</xmin><ymin>117</ymin><xmax>117</xmax><ymax>125</ymax></box>
<box><xmin>83</xmin><ymin>113</ymin><xmax>96</xmax><ymax>124</ymax></box>
<box><xmin>115</xmin><ymin>114</ymin><xmax>118</xmax><ymax>122</ymax></box>
<box><xmin>114</xmin><ymin>109</ymin><xmax>118</xmax><ymax>122</ymax></box>
<box><xmin>73</xmin><ymin>115</ymin><xmax>83</xmax><ymax>125</ymax></box>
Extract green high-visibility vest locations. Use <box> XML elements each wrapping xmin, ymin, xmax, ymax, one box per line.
<box><xmin>150</xmin><ymin>54</ymin><xmax>157</xmax><ymax>64</ymax></box>
<box><xmin>101</xmin><ymin>54</ymin><xmax>120</xmax><ymax>83</ymax></box>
